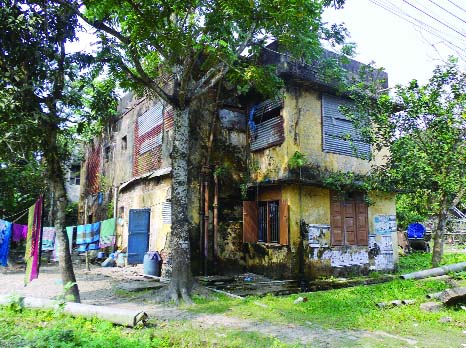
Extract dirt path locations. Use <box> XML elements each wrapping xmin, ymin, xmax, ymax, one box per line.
<box><xmin>0</xmin><ymin>263</ymin><xmax>426</xmax><ymax>347</ymax></box>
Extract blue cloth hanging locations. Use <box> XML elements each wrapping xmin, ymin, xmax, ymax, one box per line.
<box><xmin>0</xmin><ymin>219</ymin><xmax>12</xmax><ymax>267</ymax></box>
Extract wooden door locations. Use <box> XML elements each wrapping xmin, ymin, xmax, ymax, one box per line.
<box><xmin>243</xmin><ymin>201</ymin><xmax>258</xmax><ymax>243</ymax></box>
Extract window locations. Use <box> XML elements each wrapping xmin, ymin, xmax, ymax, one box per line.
<box><xmin>243</xmin><ymin>199</ymin><xmax>288</xmax><ymax>245</ymax></box>
<box><xmin>69</xmin><ymin>165</ymin><xmax>81</xmax><ymax>186</ymax></box>
<box><xmin>330</xmin><ymin>192</ymin><xmax>368</xmax><ymax>246</ymax></box>
<box><xmin>121</xmin><ymin>136</ymin><xmax>127</xmax><ymax>150</ymax></box>
<box><xmin>322</xmin><ymin>94</ymin><xmax>371</xmax><ymax>159</ymax></box>
<box><xmin>249</xmin><ymin>98</ymin><xmax>284</xmax><ymax>152</ymax></box>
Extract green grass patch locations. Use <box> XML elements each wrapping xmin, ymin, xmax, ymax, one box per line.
<box><xmin>397</xmin><ymin>252</ymin><xmax>466</xmax><ymax>274</ymax></box>
<box><xmin>0</xmin><ymin>306</ymin><xmax>299</xmax><ymax>348</ymax></box>
<box><xmin>190</xmin><ymin>252</ymin><xmax>466</xmax><ymax>344</ymax></box>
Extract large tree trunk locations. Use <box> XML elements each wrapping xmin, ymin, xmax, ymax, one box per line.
<box><xmin>43</xmin><ymin>121</ymin><xmax>81</xmax><ymax>303</ymax></box>
<box><xmin>432</xmin><ymin>199</ymin><xmax>447</xmax><ymax>267</ymax></box>
<box><xmin>166</xmin><ymin>107</ymin><xmax>193</xmax><ymax>303</ymax></box>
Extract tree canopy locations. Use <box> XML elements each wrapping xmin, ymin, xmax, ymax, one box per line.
<box><xmin>348</xmin><ymin>58</ymin><xmax>466</xmax><ymax>266</ymax></box>
<box><xmin>0</xmin><ymin>0</ymin><xmax>117</xmax><ymax>300</ymax></box>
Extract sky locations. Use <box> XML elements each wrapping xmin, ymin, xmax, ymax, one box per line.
<box><xmin>323</xmin><ymin>0</ymin><xmax>466</xmax><ymax>87</ymax></box>
<box><xmin>72</xmin><ymin>0</ymin><xmax>466</xmax><ymax>89</ymax></box>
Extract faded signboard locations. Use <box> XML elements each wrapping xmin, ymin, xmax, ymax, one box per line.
<box><xmin>369</xmin><ymin>233</ymin><xmax>394</xmax><ymax>270</ymax></box>
<box><xmin>374</xmin><ymin>215</ymin><xmax>396</xmax><ymax>235</ymax></box>
<box><xmin>318</xmin><ymin>249</ymin><xmax>369</xmax><ymax>267</ymax></box>
<box><xmin>308</xmin><ymin>224</ymin><xmax>330</xmax><ymax>247</ymax></box>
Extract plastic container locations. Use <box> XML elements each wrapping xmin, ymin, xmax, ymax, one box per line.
<box><xmin>116</xmin><ymin>253</ymin><xmax>127</xmax><ymax>267</ymax></box>
<box><xmin>407</xmin><ymin>223</ymin><xmax>426</xmax><ymax>239</ymax></box>
<box><xmin>143</xmin><ymin>251</ymin><xmax>161</xmax><ymax>276</ymax></box>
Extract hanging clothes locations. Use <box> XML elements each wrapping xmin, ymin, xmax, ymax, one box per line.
<box><xmin>0</xmin><ymin>219</ymin><xmax>12</xmax><ymax>267</ymax></box>
<box><xmin>88</xmin><ymin>222</ymin><xmax>101</xmax><ymax>250</ymax></box>
<box><xmin>76</xmin><ymin>222</ymin><xmax>100</xmax><ymax>252</ymax></box>
<box><xmin>41</xmin><ymin>227</ymin><xmax>56</xmax><ymax>251</ymax></box>
<box><xmin>11</xmin><ymin>224</ymin><xmax>28</xmax><ymax>242</ymax></box>
<box><xmin>99</xmin><ymin>218</ymin><xmax>116</xmax><ymax>248</ymax></box>
<box><xmin>24</xmin><ymin>197</ymin><xmax>43</xmax><ymax>285</ymax></box>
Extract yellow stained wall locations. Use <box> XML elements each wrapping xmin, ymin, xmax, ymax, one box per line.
<box><xmin>253</xmin><ymin>89</ymin><xmax>387</xmax><ymax>181</ymax></box>
<box><xmin>281</xmin><ymin>185</ymin><xmax>396</xmax><ymax>246</ymax></box>
<box><xmin>116</xmin><ymin>177</ymin><xmax>172</xmax><ymax>253</ymax></box>
<box><xmin>281</xmin><ymin>185</ymin><xmax>330</xmax><ymax>248</ymax></box>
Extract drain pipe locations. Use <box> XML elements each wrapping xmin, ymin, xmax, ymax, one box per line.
<box><xmin>199</xmin><ymin>172</ymin><xmax>204</xmax><ymax>275</ymax></box>
<box><xmin>84</xmin><ymin>197</ymin><xmax>90</xmax><ymax>271</ymax></box>
<box><xmin>203</xmin><ymin>168</ymin><xmax>209</xmax><ymax>276</ymax></box>
<box><xmin>112</xmin><ymin>186</ymin><xmax>118</xmax><ymax>253</ymax></box>
<box><xmin>213</xmin><ymin>171</ymin><xmax>219</xmax><ymax>262</ymax></box>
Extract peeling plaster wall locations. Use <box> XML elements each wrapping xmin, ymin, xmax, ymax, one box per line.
<box><xmin>79</xmin><ymin>91</ymin><xmax>248</xmax><ymax>274</ymax></box>
<box><xmin>240</xmin><ymin>184</ymin><xmax>397</xmax><ymax>279</ymax></box>
<box><xmin>242</xmin><ymin>85</ymin><xmax>397</xmax><ymax>278</ymax></box>
<box><xmin>253</xmin><ymin>88</ymin><xmax>387</xmax><ymax>181</ymax></box>
<box><xmin>116</xmin><ymin>177</ymin><xmax>172</xmax><ymax>252</ymax></box>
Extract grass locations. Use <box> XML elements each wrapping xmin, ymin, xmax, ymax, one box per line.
<box><xmin>397</xmin><ymin>251</ymin><xmax>466</xmax><ymax>274</ymax></box>
<box><xmin>0</xmin><ymin>306</ymin><xmax>300</xmax><ymax>348</ymax></box>
<box><xmin>1</xmin><ymin>252</ymin><xmax>465</xmax><ymax>348</ymax></box>
<box><xmin>189</xmin><ymin>252</ymin><xmax>466</xmax><ymax>346</ymax></box>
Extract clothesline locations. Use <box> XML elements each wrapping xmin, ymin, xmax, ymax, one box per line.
<box><xmin>2</xmin><ymin>206</ymin><xmax>30</xmax><ymax>221</ymax></box>
<box><xmin>12</xmin><ymin>210</ymin><xmax>28</xmax><ymax>223</ymax></box>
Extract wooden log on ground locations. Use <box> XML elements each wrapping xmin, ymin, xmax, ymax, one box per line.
<box><xmin>206</xmin><ymin>287</ymin><xmax>244</xmax><ymax>300</ymax></box>
<box><xmin>0</xmin><ymin>295</ymin><xmax>147</xmax><ymax>327</ymax></box>
<box><xmin>400</xmin><ymin>262</ymin><xmax>466</xmax><ymax>280</ymax></box>
<box><xmin>426</xmin><ymin>292</ymin><xmax>443</xmax><ymax>299</ymax></box>
<box><xmin>438</xmin><ymin>287</ymin><xmax>466</xmax><ymax>306</ymax></box>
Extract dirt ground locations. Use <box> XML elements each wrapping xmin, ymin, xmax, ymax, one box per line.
<box><xmin>0</xmin><ymin>263</ymin><xmax>462</xmax><ymax>348</ymax></box>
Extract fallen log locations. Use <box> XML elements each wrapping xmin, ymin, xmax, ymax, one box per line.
<box><xmin>206</xmin><ymin>287</ymin><xmax>244</xmax><ymax>300</ymax></box>
<box><xmin>376</xmin><ymin>299</ymin><xmax>416</xmax><ymax>308</ymax></box>
<box><xmin>0</xmin><ymin>295</ymin><xmax>147</xmax><ymax>327</ymax></box>
<box><xmin>400</xmin><ymin>262</ymin><xmax>466</xmax><ymax>280</ymax></box>
<box><xmin>438</xmin><ymin>287</ymin><xmax>466</xmax><ymax>305</ymax></box>
<box><xmin>426</xmin><ymin>292</ymin><xmax>442</xmax><ymax>299</ymax></box>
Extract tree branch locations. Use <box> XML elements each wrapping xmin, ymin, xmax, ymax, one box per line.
<box><xmin>191</xmin><ymin>65</ymin><xmax>228</xmax><ymax>100</ymax></box>
<box><xmin>52</xmin><ymin>0</ymin><xmax>131</xmax><ymax>45</ymax></box>
<box><xmin>190</xmin><ymin>61</ymin><xmax>225</xmax><ymax>97</ymax></box>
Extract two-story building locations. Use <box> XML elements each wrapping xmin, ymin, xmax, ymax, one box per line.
<box><xmin>79</xmin><ymin>47</ymin><xmax>397</xmax><ymax>279</ymax></box>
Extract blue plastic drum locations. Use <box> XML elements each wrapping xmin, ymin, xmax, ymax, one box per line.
<box><xmin>407</xmin><ymin>223</ymin><xmax>426</xmax><ymax>239</ymax></box>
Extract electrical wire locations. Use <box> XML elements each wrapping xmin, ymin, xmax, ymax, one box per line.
<box><xmin>368</xmin><ymin>0</ymin><xmax>466</xmax><ymax>60</ymax></box>
<box><xmin>401</xmin><ymin>0</ymin><xmax>466</xmax><ymax>39</ymax></box>
<box><xmin>446</xmin><ymin>0</ymin><xmax>466</xmax><ymax>15</ymax></box>
<box><xmin>373</xmin><ymin>0</ymin><xmax>466</xmax><ymax>45</ymax></box>
<box><xmin>426</xmin><ymin>0</ymin><xmax>466</xmax><ymax>26</ymax></box>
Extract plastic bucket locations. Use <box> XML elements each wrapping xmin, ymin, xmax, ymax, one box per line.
<box><xmin>143</xmin><ymin>253</ymin><xmax>160</xmax><ymax>276</ymax></box>
<box><xmin>116</xmin><ymin>253</ymin><xmax>127</xmax><ymax>267</ymax></box>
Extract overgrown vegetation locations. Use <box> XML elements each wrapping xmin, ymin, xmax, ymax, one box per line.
<box><xmin>346</xmin><ymin>58</ymin><xmax>466</xmax><ymax>267</ymax></box>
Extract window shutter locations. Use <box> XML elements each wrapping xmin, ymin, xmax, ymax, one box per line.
<box><xmin>279</xmin><ymin>200</ymin><xmax>289</xmax><ymax>245</ymax></box>
<box><xmin>243</xmin><ymin>201</ymin><xmax>258</xmax><ymax>243</ymax></box>
<box><xmin>356</xmin><ymin>201</ymin><xmax>369</xmax><ymax>245</ymax></box>
<box><xmin>343</xmin><ymin>202</ymin><xmax>357</xmax><ymax>245</ymax></box>
<box><xmin>330</xmin><ymin>200</ymin><xmax>343</xmax><ymax>246</ymax></box>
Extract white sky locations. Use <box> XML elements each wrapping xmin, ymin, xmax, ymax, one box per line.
<box><xmin>323</xmin><ymin>0</ymin><xmax>466</xmax><ymax>87</ymax></box>
<box><xmin>71</xmin><ymin>0</ymin><xmax>466</xmax><ymax>89</ymax></box>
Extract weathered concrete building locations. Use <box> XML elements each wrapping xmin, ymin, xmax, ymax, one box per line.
<box><xmin>79</xmin><ymin>48</ymin><xmax>397</xmax><ymax>279</ymax></box>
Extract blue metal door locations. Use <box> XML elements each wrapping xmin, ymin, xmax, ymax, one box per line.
<box><xmin>127</xmin><ymin>208</ymin><xmax>150</xmax><ymax>264</ymax></box>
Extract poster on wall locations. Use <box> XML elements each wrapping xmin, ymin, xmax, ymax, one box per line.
<box><xmin>374</xmin><ymin>215</ymin><xmax>396</xmax><ymax>235</ymax></box>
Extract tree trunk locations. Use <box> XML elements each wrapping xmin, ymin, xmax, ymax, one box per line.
<box><xmin>432</xmin><ymin>199</ymin><xmax>447</xmax><ymax>267</ymax></box>
<box><xmin>166</xmin><ymin>107</ymin><xmax>193</xmax><ymax>303</ymax></box>
<box><xmin>43</xmin><ymin>121</ymin><xmax>81</xmax><ymax>303</ymax></box>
